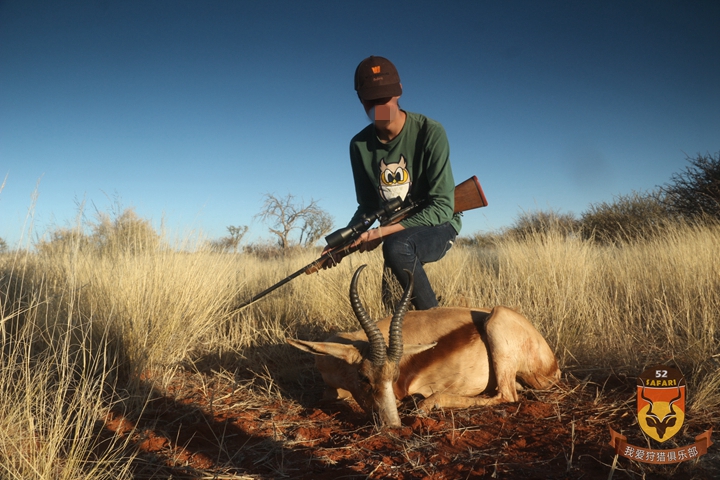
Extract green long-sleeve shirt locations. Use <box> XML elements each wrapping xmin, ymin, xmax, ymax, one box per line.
<box><xmin>348</xmin><ymin>111</ymin><xmax>462</xmax><ymax>234</ymax></box>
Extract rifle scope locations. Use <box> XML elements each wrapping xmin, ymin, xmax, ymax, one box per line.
<box><xmin>324</xmin><ymin>196</ymin><xmax>403</xmax><ymax>249</ymax></box>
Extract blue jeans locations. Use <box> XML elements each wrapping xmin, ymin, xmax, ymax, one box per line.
<box><xmin>381</xmin><ymin>223</ymin><xmax>457</xmax><ymax>310</ymax></box>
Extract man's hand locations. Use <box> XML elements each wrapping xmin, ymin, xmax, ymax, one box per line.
<box><xmin>318</xmin><ymin>228</ymin><xmax>382</xmax><ymax>270</ymax></box>
<box><xmin>320</xmin><ymin>245</ymin><xmax>343</xmax><ymax>269</ymax></box>
<box><xmin>318</xmin><ymin>224</ymin><xmax>404</xmax><ymax>270</ymax></box>
<box><xmin>354</xmin><ymin>223</ymin><xmax>406</xmax><ymax>252</ymax></box>
<box><xmin>353</xmin><ymin>228</ymin><xmax>383</xmax><ymax>253</ymax></box>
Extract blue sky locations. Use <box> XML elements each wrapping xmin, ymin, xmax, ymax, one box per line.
<box><xmin>1</xmin><ymin>0</ymin><xmax>719</xmax><ymax>248</ymax></box>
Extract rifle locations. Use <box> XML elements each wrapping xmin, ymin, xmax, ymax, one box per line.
<box><xmin>232</xmin><ymin>176</ymin><xmax>488</xmax><ymax>311</ymax></box>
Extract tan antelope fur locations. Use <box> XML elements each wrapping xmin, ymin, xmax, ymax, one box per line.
<box><xmin>288</xmin><ymin>265</ymin><xmax>561</xmax><ymax>427</ymax></box>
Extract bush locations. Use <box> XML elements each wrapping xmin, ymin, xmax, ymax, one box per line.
<box><xmin>36</xmin><ymin>227</ymin><xmax>92</xmax><ymax>255</ymax></box>
<box><xmin>91</xmin><ymin>208</ymin><xmax>161</xmax><ymax>255</ymax></box>
<box><xmin>37</xmin><ymin>207</ymin><xmax>161</xmax><ymax>256</ymax></box>
<box><xmin>455</xmin><ymin>232</ymin><xmax>501</xmax><ymax>249</ymax></box>
<box><xmin>504</xmin><ymin>209</ymin><xmax>579</xmax><ymax>240</ymax></box>
<box><xmin>662</xmin><ymin>151</ymin><xmax>720</xmax><ymax>221</ymax></box>
<box><xmin>242</xmin><ymin>239</ymin><xmax>312</xmax><ymax>260</ymax></box>
<box><xmin>580</xmin><ymin>190</ymin><xmax>674</xmax><ymax>243</ymax></box>
<box><xmin>207</xmin><ymin>225</ymin><xmax>248</xmax><ymax>253</ymax></box>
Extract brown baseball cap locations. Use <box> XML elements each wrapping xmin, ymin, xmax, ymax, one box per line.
<box><xmin>354</xmin><ymin>56</ymin><xmax>402</xmax><ymax>101</ymax></box>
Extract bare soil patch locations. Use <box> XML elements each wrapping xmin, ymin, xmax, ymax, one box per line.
<box><xmin>102</xmin><ymin>369</ymin><xmax>718</xmax><ymax>479</ymax></box>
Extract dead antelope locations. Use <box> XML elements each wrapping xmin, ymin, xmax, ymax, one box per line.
<box><xmin>288</xmin><ymin>265</ymin><xmax>561</xmax><ymax>427</ymax></box>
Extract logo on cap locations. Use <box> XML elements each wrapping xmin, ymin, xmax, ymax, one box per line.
<box><xmin>371</xmin><ymin>66</ymin><xmax>381</xmax><ymax>74</ymax></box>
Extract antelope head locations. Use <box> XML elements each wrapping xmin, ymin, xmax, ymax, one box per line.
<box><xmin>641</xmin><ymin>385</ymin><xmax>683</xmax><ymax>440</ymax></box>
<box><xmin>288</xmin><ymin>265</ymin><xmax>434</xmax><ymax>428</ymax></box>
<box><xmin>348</xmin><ymin>264</ymin><xmax>412</xmax><ymax>427</ymax></box>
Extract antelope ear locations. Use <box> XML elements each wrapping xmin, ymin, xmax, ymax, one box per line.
<box><xmin>287</xmin><ymin>338</ymin><xmax>359</xmax><ymax>363</ymax></box>
<box><xmin>403</xmin><ymin>343</ymin><xmax>437</xmax><ymax>356</ymax></box>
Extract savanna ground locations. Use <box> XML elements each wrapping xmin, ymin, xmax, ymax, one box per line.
<box><xmin>105</xmin><ymin>363</ymin><xmax>717</xmax><ymax>479</ymax></box>
<box><xmin>1</xmin><ymin>219</ymin><xmax>719</xmax><ymax>479</ymax></box>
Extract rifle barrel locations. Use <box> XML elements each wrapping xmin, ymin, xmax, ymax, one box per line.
<box><xmin>232</xmin><ymin>269</ymin><xmax>304</xmax><ymax>311</ymax></box>
<box><xmin>230</xmin><ymin>250</ymin><xmax>337</xmax><ymax>312</ymax></box>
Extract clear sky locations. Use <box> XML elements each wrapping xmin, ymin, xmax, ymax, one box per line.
<box><xmin>2</xmin><ymin>0</ymin><xmax>719</xmax><ymax>248</ymax></box>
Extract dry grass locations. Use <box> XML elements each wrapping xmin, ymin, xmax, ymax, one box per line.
<box><xmin>1</xmin><ymin>220</ymin><xmax>719</xmax><ymax>476</ymax></box>
<box><xmin>424</xmin><ymin>225</ymin><xmax>720</xmax><ymax>412</ymax></box>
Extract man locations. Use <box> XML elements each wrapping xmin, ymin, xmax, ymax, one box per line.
<box><xmin>329</xmin><ymin>55</ymin><xmax>461</xmax><ymax>310</ymax></box>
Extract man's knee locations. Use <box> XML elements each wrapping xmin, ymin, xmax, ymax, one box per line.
<box><xmin>382</xmin><ymin>235</ymin><xmax>412</xmax><ymax>263</ymax></box>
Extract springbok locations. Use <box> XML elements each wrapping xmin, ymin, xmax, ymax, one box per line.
<box><xmin>288</xmin><ymin>265</ymin><xmax>561</xmax><ymax>427</ymax></box>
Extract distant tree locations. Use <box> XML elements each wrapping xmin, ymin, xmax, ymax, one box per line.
<box><xmin>0</xmin><ymin>237</ymin><xmax>8</xmax><ymax>253</ymax></box>
<box><xmin>298</xmin><ymin>210</ymin><xmax>334</xmax><ymax>246</ymax></box>
<box><xmin>255</xmin><ymin>193</ymin><xmax>333</xmax><ymax>249</ymax></box>
<box><xmin>209</xmin><ymin>225</ymin><xmax>248</xmax><ymax>253</ymax></box>
<box><xmin>662</xmin><ymin>151</ymin><xmax>720</xmax><ymax>221</ymax></box>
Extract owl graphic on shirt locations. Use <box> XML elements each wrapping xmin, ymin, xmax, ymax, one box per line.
<box><xmin>379</xmin><ymin>156</ymin><xmax>411</xmax><ymax>202</ymax></box>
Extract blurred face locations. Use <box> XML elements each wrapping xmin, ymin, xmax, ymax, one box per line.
<box><xmin>361</xmin><ymin>96</ymin><xmax>400</xmax><ymax>125</ymax></box>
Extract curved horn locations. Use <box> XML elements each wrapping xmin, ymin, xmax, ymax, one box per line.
<box><xmin>640</xmin><ymin>386</ymin><xmax>657</xmax><ymax>418</ymax></box>
<box><xmin>387</xmin><ymin>270</ymin><xmax>414</xmax><ymax>363</ymax></box>
<box><xmin>349</xmin><ymin>265</ymin><xmax>386</xmax><ymax>366</ymax></box>
<box><xmin>668</xmin><ymin>385</ymin><xmax>683</xmax><ymax>415</ymax></box>
<box><xmin>668</xmin><ymin>385</ymin><xmax>683</xmax><ymax>406</ymax></box>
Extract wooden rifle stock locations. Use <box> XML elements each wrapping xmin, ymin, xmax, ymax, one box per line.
<box><xmin>453</xmin><ymin>175</ymin><xmax>488</xmax><ymax>213</ymax></box>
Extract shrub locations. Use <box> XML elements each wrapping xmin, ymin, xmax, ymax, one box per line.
<box><xmin>91</xmin><ymin>208</ymin><xmax>161</xmax><ymax>255</ymax></box>
<box><xmin>580</xmin><ymin>189</ymin><xmax>674</xmax><ymax>243</ymax></box>
<box><xmin>36</xmin><ymin>227</ymin><xmax>92</xmax><ymax>255</ymax></box>
<box><xmin>242</xmin><ymin>239</ymin><xmax>312</xmax><ymax>260</ymax></box>
<box><xmin>455</xmin><ymin>232</ymin><xmax>501</xmax><ymax>249</ymax></box>
<box><xmin>662</xmin><ymin>151</ymin><xmax>720</xmax><ymax>221</ymax></box>
<box><xmin>504</xmin><ymin>209</ymin><xmax>579</xmax><ymax>240</ymax></box>
<box><xmin>208</xmin><ymin>225</ymin><xmax>249</xmax><ymax>253</ymax></box>
<box><xmin>37</xmin><ymin>207</ymin><xmax>161</xmax><ymax>256</ymax></box>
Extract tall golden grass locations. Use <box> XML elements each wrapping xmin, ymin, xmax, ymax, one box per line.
<box><xmin>1</xmin><ymin>220</ymin><xmax>719</xmax><ymax>476</ymax></box>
